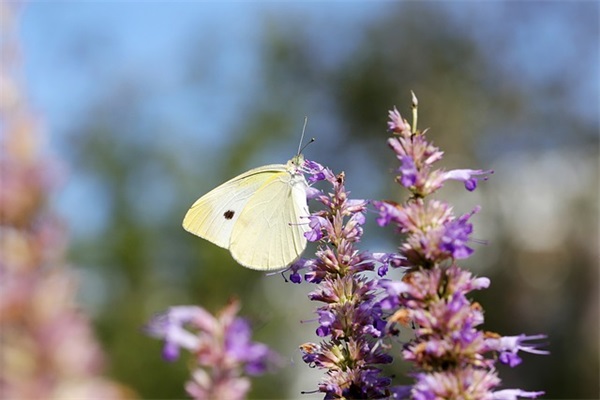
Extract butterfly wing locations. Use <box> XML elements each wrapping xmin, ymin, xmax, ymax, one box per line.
<box><xmin>182</xmin><ymin>164</ymin><xmax>287</xmax><ymax>249</ymax></box>
<box><xmin>230</xmin><ymin>171</ymin><xmax>309</xmax><ymax>270</ymax></box>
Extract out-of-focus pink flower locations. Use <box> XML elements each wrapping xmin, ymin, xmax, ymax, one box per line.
<box><xmin>0</xmin><ymin>4</ymin><xmax>130</xmax><ymax>398</ymax></box>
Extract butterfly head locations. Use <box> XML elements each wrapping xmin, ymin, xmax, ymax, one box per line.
<box><xmin>287</xmin><ymin>154</ymin><xmax>305</xmax><ymax>174</ymax></box>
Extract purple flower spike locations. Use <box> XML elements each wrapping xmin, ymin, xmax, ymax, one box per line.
<box><xmin>146</xmin><ymin>301</ymin><xmax>279</xmax><ymax>399</ymax></box>
<box><xmin>373</xmin><ymin>97</ymin><xmax>547</xmax><ymax>400</ymax></box>
<box><xmin>294</xmin><ymin>165</ymin><xmax>395</xmax><ymax>398</ymax></box>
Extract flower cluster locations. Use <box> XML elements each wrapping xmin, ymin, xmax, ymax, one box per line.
<box><xmin>146</xmin><ymin>300</ymin><xmax>278</xmax><ymax>400</ymax></box>
<box><xmin>0</xmin><ymin>4</ymin><xmax>128</xmax><ymax>398</ymax></box>
<box><xmin>289</xmin><ymin>161</ymin><xmax>397</xmax><ymax>399</ymax></box>
<box><xmin>374</xmin><ymin>94</ymin><xmax>547</xmax><ymax>399</ymax></box>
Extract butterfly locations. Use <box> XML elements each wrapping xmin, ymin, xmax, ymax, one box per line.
<box><xmin>183</xmin><ymin>135</ymin><xmax>313</xmax><ymax>271</ymax></box>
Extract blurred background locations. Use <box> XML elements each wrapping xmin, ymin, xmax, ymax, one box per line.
<box><xmin>2</xmin><ymin>1</ymin><xmax>598</xmax><ymax>399</ymax></box>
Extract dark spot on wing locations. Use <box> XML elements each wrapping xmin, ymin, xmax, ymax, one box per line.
<box><xmin>224</xmin><ymin>210</ymin><xmax>235</xmax><ymax>220</ymax></box>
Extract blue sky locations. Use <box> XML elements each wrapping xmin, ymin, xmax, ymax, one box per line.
<box><xmin>19</xmin><ymin>3</ymin><xmax>386</xmax><ymax>147</ymax></box>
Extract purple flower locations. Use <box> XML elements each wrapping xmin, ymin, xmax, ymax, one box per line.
<box><xmin>387</xmin><ymin>106</ymin><xmax>410</xmax><ymax>133</ymax></box>
<box><xmin>303</xmin><ymin>159</ymin><xmax>335</xmax><ymax>183</ymax></box>
<box><xmin>186</xmin><ymin>370</ymin><xmax>251</xmax><ymax>400</ymax></box>
<box><xmin>225</xmin><ymin>318</ymin><xmax>271</xmax><ymax>375</ymax></box>
<box><xmin>374</xmin><ymin>199</ymin><xmax>482</xmax><ymax>265</ymax></box>
<box><xmin>492</xmin><ymin>389</ymin><xmax>546</xmax><ymax>400</ymax></box>
<box><xmin>372</xmin><ymin>200</ymin><xmax>403</xmax><ymax>227</ymax></box>
<box><xmin>485</xmin><ymin>334</ymin><xmax>549</xmax><ymax>367</ymax></box>
<box><xmin>299</xmin><ymin>342</ymin><xmax>321</xmax><ymax>365</ymax></box>
<box><xmin>302</xmin><ymin>339</ymin><xmax>392</xmax><ymax>399</ymax></box>
<box><xmin>146</xmin><ymin>301</ymin><xmax>279</xmax><ymax>399</ymax></box>
<box><xmin>316</xmin><ymin>309</ymin><xmax>335</xmax><ymax>337</ymax></box>
<box><xmin>305</xmin><ymin>185</ymin><xmax>324</xmax><ymax>200</ymax></box>
<box><xmin>445</xmin><ymin>263</ymin><xmax>491</xmax><ymax>293</ymax></box>
<box><xmin>442</xmin><ymin>168</ymin><xmax>494</xmax><ymax>191</ymax></box>
<box><xmin>399</xmin><ymin>155</ymin><xmax>418</xmax><ymax>187</ymax></box>
<box><xmin>284</xmin><ymin>258</ymin><xmax>317</xmax><ymax>284</ymax></box>
<box><xmin>411</xmin><ymin>368</ymin><xmax>501</xmax><ymax>400</ymax></box>
<box><xmin>243</xmin><ymin>345</ymin><xmax>271</xmax><ymax>375</ymax></box>
<box><xmin>440</xmin><ymin>207</ymin><xmax>480</xmax><ymax>259</ymax></box>
<box><xmin>289</xmin><ymin>271</ymin><xmax>302</xmax><ymax>283</ymax></box>
<box><xmin>305</xmin><ymin>215</ymin><xmax>329</xmax><ymax>242</ymax></box>
<box><xmin>146</xmin><ymin>306</ymin><xmax>210</xmax><ymax>361</ymax></box>
<box><xmin>371</xmin><ymin>252</ymin><xmax>403</xmax><ymax>276</ymax></box>
<box><xmin>378</xmin><ymin>279</ymin><xmax>409</xmax><ymax>309</ymax></box>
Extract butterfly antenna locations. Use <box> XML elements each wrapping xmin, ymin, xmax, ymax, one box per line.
<box><xmin>297</xmin><ymin>116</ymin><xmax>315</xmax><ymax>155</ymax></box>
<box><xmin>297</xmin><ymin>116</ymin><xmax>308</xmax><ymax>155</ymax></box>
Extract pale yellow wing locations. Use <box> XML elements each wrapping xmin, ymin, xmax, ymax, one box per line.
<box><xmin>230</xmin><ymin>171</ymin><xmax>309</xmax><ymax>271</ymax></box>
<box><xmin>182</xmin><ymin>164</ymin><xmax>287</xmax><ymax>249</ymax></box>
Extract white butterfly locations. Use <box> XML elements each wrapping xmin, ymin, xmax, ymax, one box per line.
<box><xmin>182</xmin><ymin>154</ymin><xmax>310</xmax><ymax>271</ymax></box>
